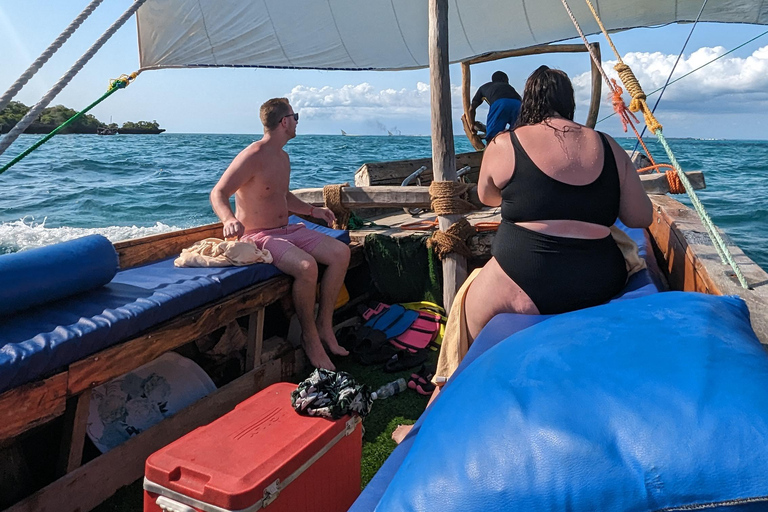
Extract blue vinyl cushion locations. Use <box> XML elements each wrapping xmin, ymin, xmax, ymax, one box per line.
<box><xmin>0</xmin><ymin>217</ymin><xmax>348</xmax><ymax>393</ymax></box>
<box><xmin>0</xmin><ymin>234</ymin><xmax>118</xmax><ymax>317</ymax></box>
<box><xmin>351</xmin><ymin>224</ymin><xmax>659</xmax><ymax>512</ymax></box>
<box><xmin>375</xmin><ymin>292</ymin><xmax>768</xmax><ymax>512</ymax></box>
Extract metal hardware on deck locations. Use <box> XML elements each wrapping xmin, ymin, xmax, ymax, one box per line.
<box><xmin>403</xmin><ymin>165</ymin><xmax>429</xmax><ymax>215</ymax></box>
<box><xmin>401</xmin><ymin>165</ymin><xmax>428</xmax><ymax>187</ymax></box>
<box><xmin>262</xmin><ymin>479</ymin><xmax>281</xmax><ymax>507</ymax></box>
<box><xmin>457</xmin><ymin>165</ymin><xmax>472</xmax><ymax>183</ymax></box>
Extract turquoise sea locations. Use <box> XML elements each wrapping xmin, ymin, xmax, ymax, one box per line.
<box><xmin>1</xmin><ymin>134</ymin><xmax>767</xmax><ymax>270</ymax></box>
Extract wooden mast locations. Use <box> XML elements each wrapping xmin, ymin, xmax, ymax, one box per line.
<box><xmin>429</xmin><ymin>0</ymin><xmax>466</xmax><ymax>314</ymax></box>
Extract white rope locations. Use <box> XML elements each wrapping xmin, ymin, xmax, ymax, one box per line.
<box><xmin>0</xmin><ymin>0</ymin><xmax>148</xmax><ymax>158</ymax></box>
<box><xmin>0</xmin><ymin>0</ymin><xmax>105</xmax><ymax>114</ymax></box>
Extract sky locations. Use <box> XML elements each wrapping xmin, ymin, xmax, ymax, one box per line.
<box><xmin>1</xmin><ymin>1</ymin><xmax>767</xmax><ymax>139</ymax></box>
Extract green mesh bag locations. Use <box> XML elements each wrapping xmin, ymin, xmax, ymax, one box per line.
<box><xmin>363</xmin><ymin>233</ymin><xmax>443</xmax><ymax>306</ymax></box>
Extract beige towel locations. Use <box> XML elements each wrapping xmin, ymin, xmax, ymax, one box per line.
<box><xmin>432</xmin><ymin>226</ymin><xmax>645</xmax><ymax>385</ymax></box>
<box><xmin>174</xmin><ymin>238</ymin><xmax>273</xmax><ymax>267</ymax></box>
<box><xmin>433</xmin><ymin>268</ymin><xmax>482</xmax><ymax>387</ymax></box>
<box><xmin>611</xmin><ymin>225</ymin><xmax>646</xmax><ymax>277</ymax></box>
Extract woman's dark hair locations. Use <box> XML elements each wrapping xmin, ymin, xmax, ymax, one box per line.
<box><xmin>515</xmin><ymin>65</ymin><xmax>576</xmax><ymax>127</ymax></box>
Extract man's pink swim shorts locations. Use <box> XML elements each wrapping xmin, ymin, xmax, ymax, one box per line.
<box><xmin>240</xmin><ymin>223</ymin><xmax>327</xmax><ymax>265</ymax></box>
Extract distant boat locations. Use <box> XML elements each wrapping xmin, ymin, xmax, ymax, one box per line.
<box><xmin>341</xmin><ymin>129</ymin><xmax>348</xmax><ymax>136</ymax></box>
<box><xmin>387</xmin><ymin>130</ymin><xmax>393</xmax><ymax>136</ymax></box>
<box><xmin>96</xmin><ymin>127</ymin><xmax>118</xmax><ymax>135</ymax></box>
<box><xmin>117</xmin><ymin>128</ymin><xmax>166</xmax><ymax>134</ymax></box>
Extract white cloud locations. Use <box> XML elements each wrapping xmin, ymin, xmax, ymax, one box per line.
<box><xmin>288</xmin><ymin>81</ymin><xmax>465</xmax><ymax>121</ymax></box>
<box><xmin>573</xmin><ymin>45</ymin><xmax>768</xmax><ymax>115</ymax></box>
<box><xmin>285</xmin><ymin>45</ymin><xmax>768</xmax><ymax>136</ymax></box>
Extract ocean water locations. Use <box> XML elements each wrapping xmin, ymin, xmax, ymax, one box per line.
<box><xmin>1</xmin><ymin>133</ymin><xmax>767</xmax><ymax>270</ymax></box>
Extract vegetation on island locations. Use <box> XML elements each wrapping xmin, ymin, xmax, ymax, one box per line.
<box><xmin>0</xmin><ymin>101</ymin><xmax>164</xmax><ymax>134</ymax></box>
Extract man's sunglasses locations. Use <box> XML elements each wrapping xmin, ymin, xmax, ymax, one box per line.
<box><xmin>283</xmin><ymin>112</ymin><xmax>299</xmax><ymax>122</ymax></box>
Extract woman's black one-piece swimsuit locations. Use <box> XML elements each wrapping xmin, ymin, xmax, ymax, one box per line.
<box><xmin>490</xmin><ymin>130</ymin><xmax>627</xmax><ymax>314</ymax></box>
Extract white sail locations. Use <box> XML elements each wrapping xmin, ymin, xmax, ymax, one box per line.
<box><xmin>136</xmin><ymin>0</ymin><xmax>768</xmax><ymax>72</ymax></box>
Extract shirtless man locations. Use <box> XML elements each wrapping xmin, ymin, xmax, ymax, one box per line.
<box><xmin>210</xmin><ymin>98</ymin><xmax>350</xmax><ymax>370</ymax></box>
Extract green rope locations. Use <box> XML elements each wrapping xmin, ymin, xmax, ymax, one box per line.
<box><xmin>348</xmin><ymin>211</ymin><xmax>390</xmax><ymax>230</ymax></box>
<box><xmin>0</xmin><ymin>74</ymin><xmax>135</xmax><ymax>175</ymax></box>
<box><xmin>597</xmin><ymin>29</ymin><xmax>768</xmax><ymax>125</ymax></box>
<box><xmin>654</xmin><ymin>129</ymin><xmax>750</xmax><ymax>289</ymax></box>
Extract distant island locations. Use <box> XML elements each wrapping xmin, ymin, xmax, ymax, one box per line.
<box><xmin>0</xmin><ymin>101</ymin><xmax>165</xmax><ymax>135</ymax></box>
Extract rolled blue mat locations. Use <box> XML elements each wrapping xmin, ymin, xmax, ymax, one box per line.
<box><xmin>0</xmin><ymin>234</ymin><xmax>118</xmax><ymax>317</ymax></box>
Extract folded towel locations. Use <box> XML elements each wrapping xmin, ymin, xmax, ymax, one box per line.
<box><xmin>611</xmin><ymin>225</ymin><xmax>646</xmax><ymax>277</ymax></box>
<box><xmin>174</xmin><ymin>238</ymin><xmax>273</xmax><ymax>267</ymax></box>
<box><xmin>433</xmin><ymin>268</ymin><xmax>481</xmax><ymax>387</ymax></box>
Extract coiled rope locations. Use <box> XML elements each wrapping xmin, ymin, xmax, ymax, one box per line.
<box><xmin>560</xmin><ymin>0</ymin><xmax>749</xmax><ymax>288</ymax></box>
<box><xmin>0</xmin><ymin>0</ymin><xmax>148</xmax><ymax>159</ymax></box>
<box><xmin>323</xmin><ymin>183</ymin><xmax>351</xmax><ymax>230</ymax></box>
<box><xmin>0</xmin><ymin>0</ymin><xmax>105</xmax><ymax>114</ymax></box>
<box><xmin>0</xmin><ymin>73</ymin><xmax>138</xmax><ymax>176</ymax></box>
<box><xmin>426</xmin><ymin>181</ymin><xmax>478</xmax><ymax>257</ymax></box>
<box><xmin>427</xmin><ymin>217</ymin><xmax>477</xmax><ymax>259</ymax></box>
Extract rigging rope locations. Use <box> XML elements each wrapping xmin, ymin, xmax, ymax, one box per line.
<box><xmin>0</xmin><ymin>0</ymin><xmax>105</xmax><ymax>114</ymax></box>
<box><xmin>631</xmin><ymin>0</ymin><xmax>709</xmax><ymax>157</ymax></box>
<box><xmin>0</xmin><ymin>74</ymin><xmax>138</xmax><ymax>176</ymax></box>
<box><xmin>564</xmin><ymin>0</ymin><xmax>750</xmax><ymax>288</ymax></box>
<box><xmin>0</xmin><ymin>0</ymin><xmax>148</xmax><ymax>159</ymax></box>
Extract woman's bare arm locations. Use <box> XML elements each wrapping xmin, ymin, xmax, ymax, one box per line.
<box><xmin>477</xmin><ymin>132</ymin><xmax>514</xmax><ymax>207</ymax></box>
<box><xmin>607</xmin><ymin>136</ymin><xmax>653</xmax><ymax>228</ymax></box>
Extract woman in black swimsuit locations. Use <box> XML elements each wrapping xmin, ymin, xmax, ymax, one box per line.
<box><xmin>464</xmin><ymin>65</ymin><xmax>653</xmax><ymax>338</ymax></box>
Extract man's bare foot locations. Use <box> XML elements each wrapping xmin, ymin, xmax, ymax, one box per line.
<box><xmin>391</xmin><ymin>424</ymin><xmax>413</xmax><ymax>445</ymax></box>
<box><xmin>301</xmin><ymin>335</ymin><xmax>336</xmax><ymax>370</ymax></box>
<box><xmin>318</xmin><ymin>326</ymin><xmax>349</xmax><ymax>357</ymax></box>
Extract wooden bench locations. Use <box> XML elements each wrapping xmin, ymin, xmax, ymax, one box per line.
<box><xmin>1</xmin><ymin>222</ymin><xmax>363</xmax><ymax>512</ymax></box>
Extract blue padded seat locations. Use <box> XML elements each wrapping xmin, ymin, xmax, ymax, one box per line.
<box><xmin>371</xmin><ymin>292</ymin><xmax>768</xmax><ymax>511</ymax></box>
<box><xmin>0</xmin><ymin>217</ymin><xmax>348</xmax><ymax>393</ymax></box>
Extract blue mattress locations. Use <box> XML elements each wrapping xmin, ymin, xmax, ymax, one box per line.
<box><xmin>350</xmin><ymin>223</ymin><xmax>659</xmax><ymax>512</ymax></box>
<box><xmin>0</xmin><ymin>217</ymin><xmax>348</xmax><ymax>394</ymax></box>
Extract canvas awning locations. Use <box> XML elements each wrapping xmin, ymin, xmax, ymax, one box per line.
<box><xmin>136</xmin><ymin>0</ymin><xmax>768</xmax><ymax>72</ymax></box>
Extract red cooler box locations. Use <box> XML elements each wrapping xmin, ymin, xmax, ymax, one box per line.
<box><xmin>143</xmin><ymin>382</ymin><xmax>362</xmax><ymax>512</ymax></box>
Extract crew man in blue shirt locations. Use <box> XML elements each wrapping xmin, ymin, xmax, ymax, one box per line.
<box><xmin>468</xmin><ymin>71</ymin><xmax>523</xmax><ymax>142</ymax></box>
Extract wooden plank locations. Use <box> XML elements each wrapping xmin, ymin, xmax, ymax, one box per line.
<box><xmin>245</xmin><ymin>308</ymin><xmax>266</xmax><ymax>372</ymax></box>
<box><xmin>466</xmin><ymin>43</ymin><xmax>589</xmax><ymax>65</ymax></box>
<box><xmin>640</xmin><ymin>171</ymin><xmax>704</xmax><ymax>194</ymax></box>
<box><xmin>586</xmin><ymin>43</ymin><xmax>601</xmax><ymax>129</ymax></box>
<box><xmin>56</xmin><ymin>389</ymin><xmax>92</xmax><ymax>475</ymax></box>
<box><xmin>6</xmin><ymin>355</ymin><xmax>299</xmax><ymax>512</ymax></box>
<box><xmin>648</xmin><ymin>195</ymin><xmax>768</xmax><ymax>344</ymax></box>
<box><xmin>114</xmin><ymin>222</ymin><xmax>222</xmax><ymax>269</ymax></box>
<box><xmin>294</xmin><ymin>175</ymin><xmax>699</xmax><ymax>212</ymax></box>
<box><xmin>0</xmin><ymin>373</ymin><xmax>67</xmax><ymax>442</ymax></box>
<box><xmin>354</xmin><ymin>151</ymin><xmax>483</xmax><ymax>187</ymax></box>
<box><xmin>67</xmin><ymin>276</ymin><xmax>292</xmax><ymax>394</ymax></box>
<box><xmin>292</xmin><ymin>185</ymin><xmax>483</xmax><ymax>209</ymax></box>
